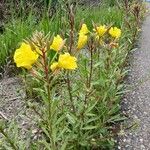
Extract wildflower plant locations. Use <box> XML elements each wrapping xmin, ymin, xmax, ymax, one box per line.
<box><xmin>10</xmin><ymin>19</ymin><xmax>125</xmax><ymax>149</ymax></box>
<box><xmin>0</xmin><ymin>1</ymin><xmax>144</xmax><ymax>149</ymax></box>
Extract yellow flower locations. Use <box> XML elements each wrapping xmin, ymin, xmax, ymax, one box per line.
<box><xmin>14</xmin><ymin>42</ymin><xmax>39</xmax><ymax>69</ymax></box>
<box><xmin>58</xmin><ymin>53</ymin><xmax>77</xmax><ymax>70</ymax></box>
<box><xmin>50</xmin><ymin>35</ymin><xmax>64</xmax><ymax>51</ymax></box>
<box><xmin>79</xmin><ymin>24</ymin><xmax>89</xmax><ymax>35</ymax></box>
<box><xmin>109</xmin><ymin>27</ymin><xmax>121</xmax><ymax>39</ymax></box>
<box><xmin>96</xmin><ymin>25</ymin><xmax>107</xmax><ymax>37</ymax></box>
<box><xmin>30</xmin><ymin>43</ymin><xmax>42</xmax><ymax>55</ymax></box>
<box><xmin>50</xmin><ymin>53</ymin><xmax>77</xmax><ymax>70</ymax></box>
<box><xmin>50</xmin><ymin>62</ymin><xmax>59</xmax><ymax>71</ymax></box>
<box><xmin>77</xmin><ymin>34</ymin><xmax>88</xmax><ymax>50</ymax></box>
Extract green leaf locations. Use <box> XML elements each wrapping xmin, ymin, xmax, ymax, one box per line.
<box><xmin>60</xmin><ymin>141</ymin><xmax>68</xmax><ymax>150</ymax></box>
<box><xmin>66</xmin><ymin>114</ymin><xmax>77</xmax><ymax>124</ymax></box>
<box><xmin>86</xmin><ymin>117</ymin><xmax>99</xmax><ymax>124</ymax></box>
<box><xmin>56</xmin><ymin>127</ymin><xmax>68</xmax><ymax>141</ymax></box>
<box><xmin>41</xmin><ymin>126</ymin><xmax>51</xmax><ymax>139</ymax></box>
<box><xmin>107</xmin><ymin>114</ymin><xmax>127</xmax><ymax>123</ymax></box>
<box><xmin>38</xmin><ymin>140</ymin><xmax>51</xmax><ymax>150</ymax></box>
<box><xmin>85</xmin><ymin>101</ymin><xmax>98</xmax><ymax>114</ymax></box>
<box><xmin>54</xmin><ymin>114</ymin><xmax>66</xmax><ymax>126</ymax></box>
<box><xmin>82</xmin><ymin>126</ymin><xmax>98</xmax><ymax>130</ymax></box>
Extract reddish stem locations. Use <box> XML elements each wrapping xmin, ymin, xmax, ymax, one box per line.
<box><xmin>41</xmin><ymin>48</ymin><xmax>49</xmax><ymax>80</ymax></box>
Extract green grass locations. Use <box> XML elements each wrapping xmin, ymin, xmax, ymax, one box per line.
<box><xmin>0</xmin><ymin>15</ymin><xmax>36</xmax><ymax>65</ymax></box>
<box><xmin>0</xmin><ymin>3</ymin><xmax>124</xmax><ymax>66</ymax></box>
<box><xmin>75</xmin><ymin>6</ymin><xmax>124</xmax><ymax>28</ymax></box>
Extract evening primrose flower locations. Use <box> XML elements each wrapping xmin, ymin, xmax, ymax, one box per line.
<box><xmin>14</xmin><ymin>42</ymin><xmax>39</xmax><ymax>69</ymax></box>
<box><xmin>50</xmin><ymin>62</ymin><xmax>59</xmax><ymax>71</ymax></box>
<box><xmin>77</xmin><ymin>34</ymin><xmax>88</xmax><ymax>50</ymax></box>
<box><xmin>58</xmin><ymin>53</ymin><xmax>77</xmax><ymax>69</ymax></box>
<box><xmin>50</xmin><ymin>35</ymin><xmax>64</xmax><ymax>51</ymax></box>
<box><xmin>109</xmin><ymin>27</ymin><xmax>121</xmax><ymax>39</ymax></box>
<box><xmin>50</xmin><ymin>53</ymin><xmax>77</xmax><ymax>70</ymax></box>
<box><xmin>96</xmin><ymin>25</ymin><xmax>107</xmax><ymax>37</ymax></box>
<box><xmin>79</xmin><ymin>24</ymin><xmax>89</xmax><ymax>35</ymax></box>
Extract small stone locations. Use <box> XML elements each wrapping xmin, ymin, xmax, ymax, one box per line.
<box><xmin>123</xmin><ymin>139</ymin><xmax>126</xmax><ymax>142</ymax></box>
<box><xmin>125</xmin><ymin>145</ymin><xmax>130</xmax><ymax>148</ymax></box>
<box><xmin>32</xmin><ymin>129</ymin><xmax>38</xmax><ymax>134</ymax></box>
<box><xmin>140</xmin><ymin>145</ymin><xmax>145</xmax><ymax>149</ymax></box>
<box><xmin>140</xmin><ymin>139</ymin><xmax>143</xmax><ymax>142</ymax></box>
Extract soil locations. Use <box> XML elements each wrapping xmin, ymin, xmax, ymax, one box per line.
<box><xmin>0</xmin><ymin>77</ymin><xmax>40</xmax><ymax>141</ymax></box>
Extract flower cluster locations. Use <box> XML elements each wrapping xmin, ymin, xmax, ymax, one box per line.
<box><xmin>77</xmin><ymin>24</ymin><xmax>89</xmax><ymax>50</ymax></box>
<box><xmin>93</xmin><ymin>25</ymin><xmax>121</xmax><ymax>48</ymax></box>
<box><xmin>14</xmin><ymin>24</ymin><xmax>121</xmax><ymax>71</ymax></box>
<box><xmin>14</xmin><ymin>35</ymin><xmax>77</xmax><ymax>71</ymax></box>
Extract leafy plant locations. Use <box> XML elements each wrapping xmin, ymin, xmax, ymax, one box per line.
<box><xmin>0</xmin><ymin>0</ymin><xmax>144</xmax><ymax>149</ymax></box>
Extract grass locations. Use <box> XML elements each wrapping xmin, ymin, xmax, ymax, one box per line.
<box><xmin>75</xmin><ymin>6</ymin><xmax>123</xmax><ymax>28</ymax></box>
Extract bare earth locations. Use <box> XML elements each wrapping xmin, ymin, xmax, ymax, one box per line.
<box><xmin>0</xmin><ymin>77</ymin><xmax>25</xmax><ymax>121</ymax></box>
<box><xmin>118</xmin><ymin>3</ymin><xmax>150</xmax><ymax>150</ymax></box>
<box><xmin>0</xmin><ymin>77</ymin><xmax>40</xmax><ymax>141</ymax></box>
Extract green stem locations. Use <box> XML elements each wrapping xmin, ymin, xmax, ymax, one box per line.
<box><xmin>67</xmin><ymin>72</ymin><xmax>75</xmax><ymax>113</ymax></box>
<box><xmin>69</xmin><ymin>5</ymin><xmax>75</xmax><ymax>54</ymax></box>
<box><xmin>42</xmin><ymin>48</ymin><xmax>56</xmax><ymax>150</ymax></box>
<box><xmin>88</xmin><ymin>44</ymin><xmax>93</xmax><ymax>88</ymax></box>
<box><xmin>46</xmin><ymin>83</ymin><xmax>56</xmax><ymax>150</ymax></box>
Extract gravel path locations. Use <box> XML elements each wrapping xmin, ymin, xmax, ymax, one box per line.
<box><xmin>118</xmin><ymin>3</ymin><xmax>150</xmax><ymax>150</ymax></box>
<box><xmin>0</xmin><ymin>77</ymin><xmax>25</xmax><ymax>121</ymax></box>
<box><xmin>0</xmin><ymin>77</ymin><xmax>40</xmax><ymax>141</ymax></box>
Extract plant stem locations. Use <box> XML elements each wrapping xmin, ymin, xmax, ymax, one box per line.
<box><xmin>88</xmin><ymin>42</ymin><xmax>94</xmax><ymax>88</ymax></box>
<box><xmin>41</xmin><ymin>48</ymin><xmax>56</xmax><ymax>150</ymax></box>
<box><xmin>42</xmin><ymin>50</ymin><xmax>48</xmax><ymax>80</ymax></box>
<box><xmin>84</xmin><ymin>41</ymin><xmax>94</xmax><ymax>109</ymax></box>
<box><xmin>42</xmin><ymin>48</ymin><xmax>51</xmax><ymax>119</ymax></box>
<box><xmin>67</xmin><ymin>72</ymin><xmax>75</xmax><ymax>113</ymax></box>
<box><xmin>47</xmin><ymin>83</ymin><xmax>56</xmax><ymax>150</ymax></box>
<box><xmin>69</xmin><ymin>5</ymin><xmax>75</xmax><ymax>53</ymax></box>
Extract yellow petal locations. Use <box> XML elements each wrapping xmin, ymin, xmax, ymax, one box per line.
<box><xmin>50</xmin><ymin>35</ymin><xmax>64</xmax><ymax>51</ymax></box>
<box><xmin>96</xmin><ymin>25</ymin><xmax>107</xmax><ymax>37</ymax></box>
<box><xmin>109</xmin><ymin>27</ymin><xmax>121</xmax><ymax>39</ymax></box>
<box><xmin>79</xmin><ymin>24</ymin><xmax>89</xmax><ymax>35</ymax></box>
<box><xmin>58</xmin><ymin>53</ymin><xmax>77</xmax><ymax>70</ymax></box>
<box><xmin>50</xmin><ymin>62</ymin><xmax>59</xmax><ymax>71</ymax></box>
<box><xmin>77</xmin><ymin>34</ymin><xmax>88</xmax><ymax>50</ymax></box>
<box><xmin>14</xmin><ymin>42</ymin><xmax>39</xmax><ymax>69</ymax></box>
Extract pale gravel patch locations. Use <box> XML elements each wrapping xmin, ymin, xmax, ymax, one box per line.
<box><xmin>118</xmin><ymin>3</ymin><xmax>150</xmax><ymax>150</ymax></box>
<box><xmin>0</xmin><ymin>77</ymin><xmax>40</xmax><ymax>141</ymax></box>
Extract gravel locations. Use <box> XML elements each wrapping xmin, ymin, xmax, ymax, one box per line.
<box><xmin>0</xmin><ymin>77</ymin><xmax>25</xmax><ymax>121</ymax></box>
<box><xmin>0</xmin><ymin>77</ymin><xmax>40</xmax><ymax>141</ymax></box>
<box><xmin>118</xmin><ymin>3</ymin><xmax>150</xmax><ymax>150</ymax></box>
